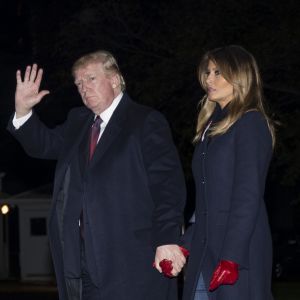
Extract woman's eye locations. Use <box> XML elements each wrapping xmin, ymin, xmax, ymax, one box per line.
<box><xmin>215</xmin><ymin>70</ymin><xmax>221</xmax><ymax>76</ymax></box>
<box><xmin>204</xmin><ymin>71</ymin><xmax>210</xmax><ymax>77</ymax></box>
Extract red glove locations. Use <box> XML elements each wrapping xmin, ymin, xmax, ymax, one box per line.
<box><xmin>179</xmin><ymin>246</ymin><xmax>190</xmax><ymax>257</ymax></box>
<box><xmin>159</xmin><ymin>259</ymin><xmax>173</xmax><ymax>277</ymax></box>
<box><xmin>209</xmin><ymin>260</ymin><xmax>239</xmax><ymax>291</ymax></box>
<box><xmin>153</xmin><ymin>246</ymin><xmax>190</xmax><ymax>277</ymax></box>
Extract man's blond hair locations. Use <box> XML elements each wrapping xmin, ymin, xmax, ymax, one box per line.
<box><xmin>72</xmin><ymin>50</ymin><xmax>126</xmax><ymax>91</ymax></box>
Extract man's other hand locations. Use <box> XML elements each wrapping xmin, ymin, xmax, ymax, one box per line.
<box><xmin>154</xmin><ymin>245</ymin><xmax>186</xmax><ymax>277</ymax></box>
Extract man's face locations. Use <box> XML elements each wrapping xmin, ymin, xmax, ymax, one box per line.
<box><xmin>74</xmin><ymin>62</ymin><xmax>118</xmax><ymax>115</ymax></box>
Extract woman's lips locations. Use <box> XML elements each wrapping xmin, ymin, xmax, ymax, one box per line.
<box><xmin>207</xmin><ymin>87</ymin><xmax>216</xmax><ymax>93</ymax></box>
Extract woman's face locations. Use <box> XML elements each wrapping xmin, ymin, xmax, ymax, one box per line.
<box><xmin>204</xmin><ymin>60</ymin><xmax>233</xmax><ymax>108</ymax></box>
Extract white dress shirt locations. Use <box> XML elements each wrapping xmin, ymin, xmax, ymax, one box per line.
<box><xmin>97</xmin><ymin>92</ymin><xmax>123</xmax><ymax>141</ymax></box>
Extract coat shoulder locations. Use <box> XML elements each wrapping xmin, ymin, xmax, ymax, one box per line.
<box><xmin>233</xmin><ymin>110</ymin><xmax>273</xmax><ymax>149</ymax></box>
<box><xmin>235</xmin><ymin>110</ymin><xmax>269</xmax><ymax>133</ymax></box>
<box><xmin>127</xmin><ymin>100</ymin><xmax>167</xmax><ymax>127</ymax></box>
<box><xmin>238</xmin><ymin>110</ymin><xmax>265</xmax><ymax>123</ymax></box>
<box><xmin>67</xmin><ymin>106</ymin><xmax>90</xmax><ymax>118</ymax></box>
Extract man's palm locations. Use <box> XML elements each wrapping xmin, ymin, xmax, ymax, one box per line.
<box><xmin>15</xmin><ymin>64</ymin><xmax>49</xmax><ymax>117</ymax></box>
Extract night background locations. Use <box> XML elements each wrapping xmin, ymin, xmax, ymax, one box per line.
<box><xmin>0</xmin><ymin>0</ymin><xmax>299</xmax><ymax>299</ymax></box>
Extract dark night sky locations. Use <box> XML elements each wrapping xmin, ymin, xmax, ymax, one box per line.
<box><xmin>0</xmin><ymin>1</ymin><xmax>62</xmax><ymax>193</ymax></box>
<box><xmin>0</xmin><ymin>1</ymin><xmax>299</xmax><ymax>232</ymax></box>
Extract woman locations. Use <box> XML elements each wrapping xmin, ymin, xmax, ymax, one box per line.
<box><xmin>182</xmin><ymin>45</ymin><xmax>275</xmax><ymax>300</ymax></box>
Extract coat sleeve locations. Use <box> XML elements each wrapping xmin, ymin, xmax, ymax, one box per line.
<box><xmin>220</xmin><ymin>111</ymin><xmax>272</xmax><ymax>268</ymax></box>
<box><xmin>7</xmin><ymin>111</ymin><xmax>65</xmax><ymax>160</ymax></box>
<box><xmin>141</xmin><ymin>111</ymin><xmax>186</xmax><ymax>248</ymax></box>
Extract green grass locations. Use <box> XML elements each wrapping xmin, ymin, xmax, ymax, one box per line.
<box><xmin>272</xmin><ymin>281</ymin><xmax>300</xmax><ymax>300</ymax></box>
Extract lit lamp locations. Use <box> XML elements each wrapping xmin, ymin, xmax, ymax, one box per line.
<box><xmin>1</xmin><ymin>204</ymin><xmax>10</xmax><ymax>215</ymax></box>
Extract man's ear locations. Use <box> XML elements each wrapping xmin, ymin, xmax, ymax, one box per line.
<box><xmin>111</xmin><ymin>73</ymin><xmax>120</xmax><ymax>89</ymax></box>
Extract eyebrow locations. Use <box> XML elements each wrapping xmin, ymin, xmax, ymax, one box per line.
<box><xmin>74</xmin><ymin>73</ymin><xmax>96</xmax><ymax>80</ymax></box>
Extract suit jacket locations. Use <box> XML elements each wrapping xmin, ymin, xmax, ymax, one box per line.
<box><xmin>182</xmin><ymin>107</ymin><xmax>273</xmax><ymax>300</ymax></box>
<box><xmin>7</xmin><ymin>93</ymin><xmax>186</xmax><ymax>300</ymax></box>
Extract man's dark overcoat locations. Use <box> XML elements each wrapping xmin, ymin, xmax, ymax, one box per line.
<box><xmin>8</xmin><ymin>94</ymin><xmax>186</xmax><ymax>300</ymax></box>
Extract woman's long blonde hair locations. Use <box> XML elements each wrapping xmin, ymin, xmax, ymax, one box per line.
<box><xmin>194</xmin><ymin>45</ymin><xmax>275</xmax><ymax>146</ymax></box>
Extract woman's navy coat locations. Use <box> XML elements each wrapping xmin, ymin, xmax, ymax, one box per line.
<box><xmin>183</xmin><ymin>107</ymin><xmax>274</xmax><ymax>300</ymax></box>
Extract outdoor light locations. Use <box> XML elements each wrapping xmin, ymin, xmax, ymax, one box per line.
<box><xmin>1</xmin><ymin>204</ymin><xmax>10</xmax><ymax>215</ymax></box>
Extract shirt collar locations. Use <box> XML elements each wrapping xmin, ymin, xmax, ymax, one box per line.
<box><xmin>97</xmin><ymin>92</ymin><xmax>123</xmax><ymax>124</ymax></box>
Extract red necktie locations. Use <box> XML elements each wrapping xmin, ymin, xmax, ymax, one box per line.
<box><xmin>80</xmin><ymin>116</ymin><xmax>102</xmax><ymax>238</ymax></box>
<box><xmin>89</xmin><ymin>116</ymin><xmax>102</xmax><ymax>160</ymax></box>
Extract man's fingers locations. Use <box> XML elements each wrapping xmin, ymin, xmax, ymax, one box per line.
<box><xmin>176</xmin><ymin>253</ymin><xmax>186</xmax><ymax>265</ymax></box>
<box><xmin>29</xmin><ymin>64</ymin><xmax>38</xmax><ymax>82</ymax></box>
<box><xmin>169</xmin><ymin>263</ymin><xmax>182</xmax><ymax>277</ymax></box>
<box><xmin>16</xmin><ymin>70</ymin><xmax>22</xmax><ymax>84</ymax></box>
<box><xmin>171</xmin><ymin>258</ymin><xmax>185</xmax><ymax>274</ymax></box>
<box><xmin>16</xmin><ymin>64</ymin><xmax>42</xmax><ymax>85</ymax></box>
<box><xmin>154</xmin><ymin>244</ymin><xmax>188</xmax><ymax>277</ymax></box>
<box><xmin>35</xmin><ymin>68</ymin><xmax>44</xmax><ymax>87</ymax></box>
<box><xmin>154</xmin><ymin>257</ymin><xmax>162</xmax><ymax>273</ymax></box>
<box><xmin>161</xmin><ymin>256</ymin><xmax>185</xmax><ymax>277</ymax></box>
<box><xmin>24</xmin><ymin>65</ymin><xmax>31</xmax><ymax>82</ymax></box>
<box><xmin>155</xmin><ymin>262</ymin><xmax>162</xmax><ymax>273</ymax></box>
<box><xmin>36</xmin><ymin>90</ymin><xmax>50</xmax><ymax>102</ymax></box>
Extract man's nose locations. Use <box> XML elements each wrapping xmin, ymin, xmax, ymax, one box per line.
<box><xmin>79</xmin><ymin>82</ymin><xmax>87</xmax><ymax>94</ymax></box>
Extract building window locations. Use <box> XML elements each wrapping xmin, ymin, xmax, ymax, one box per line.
<box><xmin>30</xmin><ymin>218</ymin><xmax>47</xmax><ymax>236</ymax></box>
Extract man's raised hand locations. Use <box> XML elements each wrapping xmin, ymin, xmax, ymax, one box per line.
<box><xmin>15</xmin><ymin>64</ymin><xmax>50</xmax><ymax>118</ymax></box>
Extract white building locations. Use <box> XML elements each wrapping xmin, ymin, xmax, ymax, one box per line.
<box><xmin>0</xmin><ymin>184</ymin><xmax>55</xmax><ymax>282</ymax></box>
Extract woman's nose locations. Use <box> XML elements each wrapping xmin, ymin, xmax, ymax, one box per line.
<box><xmin>206</xmin><ymin>73</ymin><xmax>213</xmax><ymax>84</ymax></box>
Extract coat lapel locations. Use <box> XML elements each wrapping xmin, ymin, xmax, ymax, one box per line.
<box><xmin>65</xmin><ymin>110</ymin><xmax>94</xmax><ymax>164</ymax></box>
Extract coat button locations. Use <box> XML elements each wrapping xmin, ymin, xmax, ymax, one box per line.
<box><xmin>202</xmin><ymin>181</ymin><xmax>205</xmax><ymax>184</ymax></box>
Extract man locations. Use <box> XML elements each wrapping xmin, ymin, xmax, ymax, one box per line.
<box><xmin>7</xmin><ymin>50</ymin><xmax>186</xmax><ymax>300</ymax></box>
